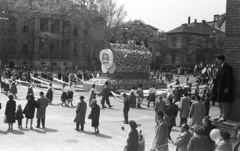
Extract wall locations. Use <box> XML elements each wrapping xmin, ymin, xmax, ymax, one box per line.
<box><xmin>225</xmin><ymin>0</ymin><xmax>240</xmax><ymax>122</ymax></box>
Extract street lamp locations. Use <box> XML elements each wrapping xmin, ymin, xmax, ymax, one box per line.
<box><xmin>0</xmin><ymin>10</ymin><xmax>9</xmax><ymax>69</ymax></box>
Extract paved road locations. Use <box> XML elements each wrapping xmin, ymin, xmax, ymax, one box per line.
<box><xmin>0</xmin><ymin>75</ymin><xmax>219</xmax><ymax>151</ymax></box>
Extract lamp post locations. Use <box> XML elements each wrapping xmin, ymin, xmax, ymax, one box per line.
<box><xmin>0</xmin><ymin>10</ymin><xmax>9</xmax><ymax>69</ymax></box>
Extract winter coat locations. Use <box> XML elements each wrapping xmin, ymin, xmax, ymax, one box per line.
<box><xmin>36</xmin><ymin>97</ymin><xmax>48</xmax><ymax>119</ymax></box>
<box><xmin>74</xmin><ymin>101</ymin><xmax>87</xmax><ymax>124</ymax></box>
<box><xmin>5</xmin><ymin>99</ymin><xmax>16</xmax><ymax>123</ymax></box>
<box><xmin>23</xmin><ymin>99</ymin><xmax>37</xmax><ymax>119</ymax></box>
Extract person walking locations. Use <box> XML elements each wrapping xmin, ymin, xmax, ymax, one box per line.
<box><xmin>23</xmin><ymin>94</ymin><xmax>37</xmax><ymax>129</ymax></box>
<box><xmin>74</xmin><ymin>96</ymin><xmax>87</xmax><ymax>131</ymax></box>
<box><xmin>89</xmin><ymin>84</ymin><xmax>97</xmax><ymax>106</ymax></box>
<box><xmin>10</xmin><ymin>79</ymin><xmax>17</xmax><ymax>98</ymax></box>
<box><xmin>5</xmin><ymin>95</ymin><xmax>16</xmax><ymax>131</ymax></box>
<box><xmin>61</xmin><ymin>83</ymin><xmax>68</xmax><ymax>106</ymax></box>
<box><xmin>147</xmin><ymin>85</ymin><xmax>156</xmax><ymax>108</ymax></box>
<box><xmin>124</xmin><ymin>120</ymin><xmax>139</xmax><ymax>151</ymax></box>
<box><xmin>36</xmin><ymin>92</ymin><xmax>48</xmax><ymax>128</ymax></box>
<box><xmin>27</xmin><ymin>80</ymin><xmax>34</xmax><ymax>96</ymax></box>
<box><xmin>136</xmin><ymin>84</ymin><xmax>144</xmax><ymax>108</ymax></box>
<box><xmin>151</xmin><ymin>111</ymin><xmax>169</xmax><ymax>151</ymax></box>
<box><xmin>90</xmin><ymin>99</ymin><xmax>100</xmax><ymax>134</ymax></box>
<box><xmin>190</xmin><ymin>95</ymin><xmax>205</xmax><ymax>128</ymax></box>
<box><xmin>187</xmin><ymin>125</ymin><xmax>211</xmax><ymax>151</ymax></box>
<box><xmin>15</xmin><ymin>104</ymin><xmax>24</xmax><ymax>129</ymax></box>
<box><xmin>129</xmin><ymin>86</ymin><xmax>137</xmax><ymax>108</ymax></box>
<box><xmin>100</xmin><ymin>82</ymin><xmax>112</xmax><ymax>108</ymax></box>
<box><xmin>172</xmin><ymin>123</ymin><xmax>193</xmax><ymax>151</ymax></box>
<box><xmin>165</xmin><ymin>97</ymin><xmax>178</xmax><ymax>141</ymax></box>
<box><xmin>123</xmin><ymin>93</ymin><xmax>130</xmax><ymax>124</ymax></box>
<box><xmin>67</xmin><ymin>81</ymin><xmax>74</xmax><ymax>107</ymax></box>
<box><xmin>179</xmin><ymin>92</ymin><xmax>190</xmax><ymax>126</ymax></box>
<box><xmin>46</xmin><ymin>83</ymin><xmax>54</xmax><ymax>105</ymax></box>
<box><xmin>155</xmin><ymin>96</ymin><xmax>166</xmax><ymax>125</ymax></box>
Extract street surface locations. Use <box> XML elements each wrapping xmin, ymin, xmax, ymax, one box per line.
<box><xmin>0</xmin><ymin>75</ymin><xmax>219</xmax><ymax>151</ymax></box>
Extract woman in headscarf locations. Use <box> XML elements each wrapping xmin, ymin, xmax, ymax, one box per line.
<box><xmin>124</xmin><ymin>120</ymin><xmax>139</xmax><ymax>151</ymax></box>
<box><xmin>90</xmin><ymin>99</ymin><xmax>100</xmax><ymax>134</ymax></box>
<box><xmin>5</xmin><ymin>95</ymin><xmax>16</xmax><ymax>131</ymax></box>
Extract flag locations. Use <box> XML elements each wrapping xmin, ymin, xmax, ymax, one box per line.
<box><xmin>201</xmin><ymin>67</ymin><xmax>207</xmax><ymax>74</ymax></box>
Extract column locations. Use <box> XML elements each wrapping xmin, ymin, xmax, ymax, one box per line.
<box><xmin>225</xmin><ymin>0</ymin><xmax>240</xmax><ymax>122</ymax></box>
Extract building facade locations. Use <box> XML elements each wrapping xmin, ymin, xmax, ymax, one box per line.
<box><xmin>0</xmin><ymin>13</ymin><xmax>104</xmax><ymax>71</ymax></box>
<box><xmin>165</xmin><ymin>19</ymin><xmax>224</xmax><ymax>67</ymax></box>
<box><xmin>207</xmin><ymin>14</ymin><xmax>226</xmax><ymax>33</ymax></box>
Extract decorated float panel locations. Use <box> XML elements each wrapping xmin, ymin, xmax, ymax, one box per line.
<box><xmin>83</xmin><ymin>43</ymin><xmax>167</xmax><ymax>91</ymax></box>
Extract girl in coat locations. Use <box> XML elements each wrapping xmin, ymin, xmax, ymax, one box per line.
<box><xmin>23</xmin><ymin>94</ymin><xmax>37</xmax><ymax>129</ymax></box>
<box><xmin>5</xmin><ymin>95</ymin><xmax>16</xmax><ymax>131</ymax></box>
<box><xmin>10</xmin><ymin>79</ymin><xmax>18</xmax><ymax>98</ymax></box>
<box><xmin>91</xmin><ymin>99</ymin><xmax>100</xmax><ymax>134</ymax></box>
<box><xmin>61</xmin><ymin>84</ymin><xmax>68</xmax><ymax>106</ymax></box>
<box><xmin>15</xmin><ymin>104</ymin><xmax>24</xmax><ymax>129</ymax></box>
<box><xmin>67</xmin><ymin>82</ymin><xmax>74</xmax><ymax>107</ymax></box>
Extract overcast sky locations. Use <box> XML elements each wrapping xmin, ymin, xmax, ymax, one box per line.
<box><xmin>117</xmin><ymin>0</ymin><xmax>226</xmax><ymax>32</ymax></box>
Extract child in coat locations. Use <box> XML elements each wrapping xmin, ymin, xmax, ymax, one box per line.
<box><xmin>15</xmin><ymin>104</ymin><xmax>24</xmax><ymax>128</ymax></box>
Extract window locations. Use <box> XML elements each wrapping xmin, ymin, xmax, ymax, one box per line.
<box><xmin>8</xmin><ymin>17</ymin><xmax>16</xmax><ymax>32</ymax></box>
<box><xmin>8</xmin><ymin>39</ymin><xmax>15</xmax><ymax>54</ymax></box>
<box><xmin>73</xmin><ymin>43</ymin><xmax>78</xmax><ymax>53</ymax></box>
<box><xmin>22</xmin><ymin>41</ymin><xmax>28</xmax><ymax>54</ymax></box>
<box><xmin>23</xmin><ymin>25</ymin><xmax>28</xmax><ymax>33</ymax></box>
<box><xmin>171</xmin><ymin>37</ymin><xmax>177</xmax><ymax>47</ymax></box>
<box><xmin>172</xmin><ymin>56</ymin><xmax>176</xmax><ymax>64</ymax></box>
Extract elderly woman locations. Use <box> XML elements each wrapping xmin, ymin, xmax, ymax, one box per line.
<box><xmin>215</xmin><ymin>130</ymin><xmax>232</xmax><ymax>151</ymax></box>
<box><xmin>187</xmin><ymin>125</ymin><xmax>211</xmax><ymax>151</ymax></box>
<box><xmin>90</xmin><ymin>99</ymin><xmax>100</xmax><ymax>134</ymax></box>
<box><xmin>5</xmin><ymin>95</ymin><xmax>16</xmax><ymax>131</ymax></box>
<box><xmin>125</xmin><ymin>120</ymin><xmax>139</xmax><ymax>151</ymax></box>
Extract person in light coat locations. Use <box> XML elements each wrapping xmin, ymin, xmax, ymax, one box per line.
<box><xmin>151</xmin><ymin>111</ymin><xmax>169</xmax><ymax>151</ymax></box>
<box><xmin>36</xmin><ymin>91</ymin><xmax>48</xmax><ymax>128</ymax></box>
<box><xmin>74</xmin><ymin>96</ymin><xmax>87</xmax><ymax>131</ymax></box>
<box><xmin>190</xmin><ymin>95</ymin><xmax>205</xmax><ymax>128</ymax></box>
<box><xmin>179</xmin><ymin>92</ymin><xmax>190</xmax><ymax>126</ymax></box>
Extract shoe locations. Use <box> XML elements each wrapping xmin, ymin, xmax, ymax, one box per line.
<box><xmin>80</xmin><ymin>129</ymin><xmax>84</xmax><ymax>131</ymax></box>
<box><xmin>147</xmin><ymin>105</ymin><xmax>150</xmax><ymax>108</ymax></box>
<box><xmin>102</xmin><ymin>106</ymin><xmax>106</xmax><ymax>108</ymax></box>
<box><xmin>75</xmin><ymin>129</ymin><xmax>79</xmax><ymax>131</ymax></box>
<box><xmin>123</xmin><ymin>121</ymin><xmax>128</xmax><ymax>124</ymax></box>
<box><xmin>30</xmin><ymin>127</ymin><xmax>33</xmax><ymax>129</ymax></box>
<box><xmin>96</xmin><ymin>131</ymin><xmax>99</xmax><ymax>134</ymax></box>
<box><xmin>109</xmin><ymin>105</ymin><xmax>113</xmax><ymax>108</ymax></box>
<box><xmin>218</xmin><ymin>117</ymin><xmax>226</xmax><ymax>122</ymax></box>
<box><xmin>36</xmin><ymin>126</ymin><xmax>40</xmax><ymax>128</ymax></box>
<box><xmin>214</xmin><ymin>116</ymin><xmax>222</xmax><ymax>121</ymax></box>
<box><xmin>26</xmin><ymin>126</ymin><xmax>28</xmax><ymax>129</ymax></box>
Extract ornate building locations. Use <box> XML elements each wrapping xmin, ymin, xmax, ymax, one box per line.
<box><xmin>1</xmin><ymin>13</ymin><xmax>104</xmax><ymax>71</ymax></box>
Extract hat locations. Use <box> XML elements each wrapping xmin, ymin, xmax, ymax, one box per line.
<box><xmin>80</xmin><ymin>96</ymin><xmax>84</xmax><ymax>99</ymax></box>
<box><xmin>122</xmin><ymin>93</ymin><xmax>127</xmax><ymax>97</ymax></box>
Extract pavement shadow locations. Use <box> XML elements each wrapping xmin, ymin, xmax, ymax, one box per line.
<box><xmin>0</xmin><ymin>130</ymin><xmax>7</xmax><ymax>135</ymax></box>
<box><xmin>81</xmin><ymin>130</ymin><xmax>94</xmax><ymax>135</ymax></box>
<box><xmin>107</xmin><ymin>108</ymin><xmax>120</xmax><ymax>111</ymax></box>
<box><xmin>50</xmin><ymin>103</ymin><xmax>61</xmax><ymax>106</ymax></box>
<box><xmin>10</xmin><ymin>130</ymin><xmax>25</xmax><ymax>135</ymax></box>
<box><xmin>19</xmin><ymin>128</ymin><xmax>29</xmax><ymax>132</ymax></box>
<box><xmin>95</xmin><ymin>133</ymin><xmax>112</xmax><ymax>139</ymax></box>
<box><xmin>30</xmin><ymin>128</ymin><xmax>46</xmax><ymax>134</ymax></box>
<box><xmin>43</xmin><ymin>127</ymin><xmax>58</xmax><ymax>133</ymax></box>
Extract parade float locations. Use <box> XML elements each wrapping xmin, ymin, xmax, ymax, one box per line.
<box><xmin>83</xmin><ymin>43</ymin><xmax>167</xmax><ymax>91</ymax></box>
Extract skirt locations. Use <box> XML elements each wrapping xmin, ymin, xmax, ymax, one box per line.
<box><xmin>68</xmin><ymin>91</ymin><xmax>73</xmax><ymax>100</ymax></box>
<box><xmin>148</xmin><ymin>93</ymin><xmax>156</xmax><ymax>102</ymax></box>
<box><xmin>92</xmin><ymin>120</ymin><xmax>99</xmax><ymax>127</ymax></box>
<box><xmin>61</xmin><ymin>92</ymin><xmax>67</xmax><ymax>101</ymax></box>
<box><xmin>27</xmin><ymin>88</ymin><xmax>33</xmax><ymax>95</ymax></box>
<box><xmin>10</xmin><ymin>85</ymin><xmax>17</xmax><ymax>94</ymax></box>
<box><xmin>4</xmin><ymin>84</ymin><xmax>9</xmax><ymax>92</ymax></box>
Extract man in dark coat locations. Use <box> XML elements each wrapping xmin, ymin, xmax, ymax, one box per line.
<box><xmin>74</xmin><ymin>96</ymin><xmax>87</xmax><ymax>131</ymax></box>
<box><xmin>100</xmin><ymin>82</ymin><xmax>112</xmax><ymax>108</ymax></box>
<box><xmin>212</xmin><ymin>55</ymin><xmax>233</xmax><ymax>122</ymax></box>
<box><xmin>123</xmin><ymin>94</ymin><xmax>130</xmax><ymax>124</ymax></box>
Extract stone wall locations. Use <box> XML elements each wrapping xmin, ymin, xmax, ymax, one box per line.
<box><xmin>225</xmin><ymin>0</ymin><xmax>240</xmax><ymax>122</ymax></box>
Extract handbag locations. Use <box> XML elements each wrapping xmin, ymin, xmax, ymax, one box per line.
<box><xmin>88</xmin><ymin>114</ymin><xmax>92</xmax><ymax>119</ymax></box>
<box><xmin>4</xmin><ymin>116</ymin><xmax>7</xmax><ymax>123</ymax></box>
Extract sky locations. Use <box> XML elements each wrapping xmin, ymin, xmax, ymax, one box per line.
<box><xmin>116</xmin><ymin>0</ymin><xmax>226</xmax><ymax>32</ymax></box>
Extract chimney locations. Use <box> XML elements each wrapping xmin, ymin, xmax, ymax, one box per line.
<box><xmin>188</xmin><ymin>16</ymin><xmax>191</xmax><ymax>25</ymax></box>
<box><xmin>202</xmin><ymin>20</ymin><xmax>206</xmax><ymax>23</ymax></box>
<box><xmin>214</xmin><ymin>14</ymin><xmax>220</xmax><ymax>21</ymax></box>
<box><xmin>194</xmin><ymin>19</ymin><xmax>197</xmax><ymax>23</ymax></box>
